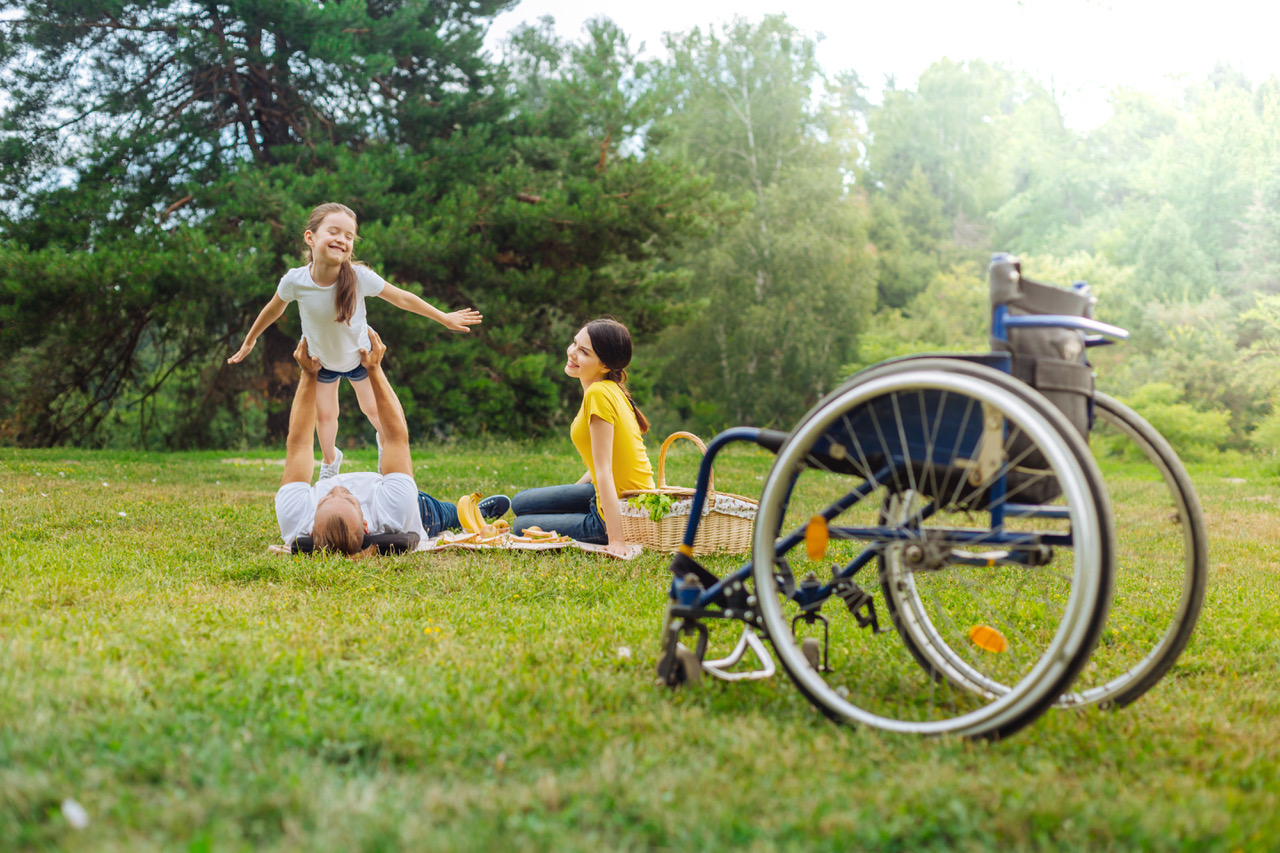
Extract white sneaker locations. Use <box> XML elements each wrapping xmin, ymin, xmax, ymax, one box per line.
<box><xmin>376</xmin><ymin>433</ymin><xmax>383</xmax><ymax>475</ymax></box>
<box><xmin>319</xmin><ymin>448</ymin><xmax>343</xmax><ymax>480</ymax></box>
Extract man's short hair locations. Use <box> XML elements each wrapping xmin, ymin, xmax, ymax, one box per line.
<box><xmin>312</xmin><ymin>510</ymin><xmax>365</xmax><ymax>556</ymax></box>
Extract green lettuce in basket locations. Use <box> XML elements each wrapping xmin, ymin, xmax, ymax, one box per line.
<box><xmin>628</xmin><ymin>493</ymin><xmax>675</xmax><ymax>522</ymax></box>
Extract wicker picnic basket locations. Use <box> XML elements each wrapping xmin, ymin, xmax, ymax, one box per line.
<box><xmin>619</xmin><ymin>431</ymin><xmax>758</xmax><ymax>555</ymax></box>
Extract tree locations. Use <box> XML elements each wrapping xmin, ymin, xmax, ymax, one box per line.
<box><xmin>865</xmin><ymin>60</ymin><xmax>1027</xmax><ymax>231</ymax></box>
<box><xmin>0</xmin><ymin>7</ymin><xmax>716</xmax><ymax>446</ymax></box>
<box><xmin>646</xmin><ymin>16</ymin><xmax>876</xmax><ymax>429</ymax></box>
<box><xmin>0</xmin><ymin>0</ymin><xmax>510</xmax><ymax>445</ymax></box>
<box><xmin>1131</xmin><ymin>203</ymin><xmax>1217</xmax><ymax>304</ymax></box>
<box><xmin>0</xmin><ymin>0</ymin><xmax>509</xmax><ymax>209</ymax></box>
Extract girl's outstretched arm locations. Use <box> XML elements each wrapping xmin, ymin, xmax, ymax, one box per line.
<box><xmin>377</xmin><ymin>283</ymin><xmax>482</xmax><ymax>332</ymax></box>
<box><xmin>228</xmin><ymin>295</ymin><xmax>288</xmax><ymax>363</ymax></box>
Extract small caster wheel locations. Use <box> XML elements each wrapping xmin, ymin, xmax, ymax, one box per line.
<box><xmin>801</xmin><ymin>637</ymin><xmax>821</xmax><ymax>671</ymax></box>
<box><xmin>674</xmin><ymin>643</ymin><xmax>702</xmax><ymax>687</ymax></box>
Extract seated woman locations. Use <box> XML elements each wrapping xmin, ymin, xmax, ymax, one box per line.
<box><xmin>512</xmin><ymin>318</ymin><xmax>654</xmax><ymax>558</ymax></box>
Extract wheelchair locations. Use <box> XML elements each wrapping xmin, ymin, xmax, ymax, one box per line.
<box><xmin>656</xmin><ymin>254</ymin><xmax>1208</xmax><ymax>740</ymax></box>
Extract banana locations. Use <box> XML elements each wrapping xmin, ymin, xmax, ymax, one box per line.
<box><xmin>457</xmin><ymin>492</ymin><xmax>484</xmax><ymax>533</ymax></box>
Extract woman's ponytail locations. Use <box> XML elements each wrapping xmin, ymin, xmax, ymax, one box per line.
<box><xmin>607</xmin><ymin>367</ymin><xmax>650</xmax><ymax>434</ymax></box>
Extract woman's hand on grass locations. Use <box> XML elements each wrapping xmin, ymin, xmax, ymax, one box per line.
<box><xmin>603</xmin><ymin>540</ymin><xmax>634</xmax><ymax>559</ymax></box>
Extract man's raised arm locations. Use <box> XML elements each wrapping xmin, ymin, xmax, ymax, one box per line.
<box><xmin>281</xmin><ymin>339</ymin><xmax>321</xmax><ymax>486</ymax></box>
<box><xmin>359</xmin><ymin>330</ymin><xmax>411</xmax><ymax>477</ymax></box>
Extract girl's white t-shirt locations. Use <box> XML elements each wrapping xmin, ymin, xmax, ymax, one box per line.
<box><xmin>275</xmin><ymin>472</ymin><xmax>426</xmax><ymax>546</ymax></box>
<box><xmin>276</xmin><ymin>264</ymin><xmax>387</xmax><ymax>372</ymax></box>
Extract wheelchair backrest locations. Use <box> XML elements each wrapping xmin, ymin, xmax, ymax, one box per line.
<box><xmin>989</xmin><ymin>254</ymin><xmax>1095</xmax><ymax>443</ymax></box>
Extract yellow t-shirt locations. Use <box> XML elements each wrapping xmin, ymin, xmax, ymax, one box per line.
<box><xmin>570</xmin><ymin>380</ymin><xmax>655</xmax><ymax>496</ymax></box>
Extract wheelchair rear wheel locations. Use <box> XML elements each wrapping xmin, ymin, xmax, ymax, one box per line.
<box><xmin>1055</xmin><ymin>392</ymin><xmax>1207</xmax><ymax>709</ymax></box>
<box><xmin>753</xmin><ymin>360</ymin><xmax>1114</xmax><ymax>740</ymax></box>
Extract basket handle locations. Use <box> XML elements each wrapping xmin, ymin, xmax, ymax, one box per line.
<box><xmin>656</xmin><ymin>431</ymin><xmax>714</xmax><ymax>493</ymax></box>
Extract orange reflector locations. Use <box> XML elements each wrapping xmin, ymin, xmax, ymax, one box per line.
<box><xmin>968</xmin><ymin>624</ymin><xmax>1008</xmax><ymax>653</ymax></box>
<box><xmin>805</xmin><ymin>515</ymin><xmax>829</xmax><ymax>562</ymax></box>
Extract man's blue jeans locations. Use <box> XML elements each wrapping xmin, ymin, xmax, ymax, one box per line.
<box><xmin>511</xmin><ymin>483</ymin><xmax>608</xmax><ymax>544</ymax></box>
<box><xmin>417</xmin><ymin>492</ymin><xmax>459</xmax><ymax>537</ymax></box>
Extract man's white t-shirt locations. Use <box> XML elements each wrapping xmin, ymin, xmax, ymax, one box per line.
<box><xmin>275</xmin><ymin>472</ymin><xmax>425</xmax><ymax>545</ymax></box>
<box><xmin>276</xmin><ymin>264</ymin><xmax>388</xmax><ymax>372</ymax></box>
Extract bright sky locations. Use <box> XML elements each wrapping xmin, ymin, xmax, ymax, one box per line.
<box><xmin>485</xmin><ymin>0</ymin><xmax>1280</xmax><ymax>130</ymax></box>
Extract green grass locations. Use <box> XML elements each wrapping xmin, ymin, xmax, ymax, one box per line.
<box><xmin>2</xmin><ymin>442</ymin><xmax>1279</xmax><ymax>851</ymax></box>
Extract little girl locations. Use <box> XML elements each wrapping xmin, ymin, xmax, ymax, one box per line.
<box><xmin>228</xmin><ymin>202</ymin><xmax>481</xmax><ymax>477</ymax></box>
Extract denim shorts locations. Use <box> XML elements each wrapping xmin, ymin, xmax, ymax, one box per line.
<box><xmin>317</xmin><ymin>364</ymin><xmax>370</xmax><ymax>384</ymax></box>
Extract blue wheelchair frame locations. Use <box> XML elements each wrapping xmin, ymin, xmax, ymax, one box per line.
<box><xmin>661</xmin><ymin>253</ymin><xmax>1130</xmax><ymax>672</ymax></box>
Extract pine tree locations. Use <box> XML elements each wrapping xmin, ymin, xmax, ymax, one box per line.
<box><xmin>0</xmin><ymin>6</ymin><xmax>715</xmax><ymax>446</ymax></box>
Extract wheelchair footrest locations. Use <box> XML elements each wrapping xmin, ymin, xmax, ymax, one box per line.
<box><xmin>701</xmin><ymin>627</ymin><xmax>776</xmax><ymax>682</ymax></box>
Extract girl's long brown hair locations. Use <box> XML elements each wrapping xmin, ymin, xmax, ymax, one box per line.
<box><xmin>585</xmin><ymin>318</ymin><xmax>649</xmax><ymax>434</ymax></box>
<box><xmin>305</xmin><ymin>202</ymin><xmax>361</xmax><ymax>325</ymax></box>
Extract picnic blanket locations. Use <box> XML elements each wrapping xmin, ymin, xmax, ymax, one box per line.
<box><xmin>269</xmin><ymin>532</ymin><xmax>642</xmax><ymax>559</ymax></box>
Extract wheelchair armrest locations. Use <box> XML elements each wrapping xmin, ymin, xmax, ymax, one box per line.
<box><xmin>1003</xmin><ymin>315</ymin><xmax>1129</xmax><ymax>340</ymax></box>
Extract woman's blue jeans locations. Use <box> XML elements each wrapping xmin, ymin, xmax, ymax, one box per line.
<box><xmin>511</xmin><ymin>483</ymin><xmax>608</xmax><ymax>544</ymax></box>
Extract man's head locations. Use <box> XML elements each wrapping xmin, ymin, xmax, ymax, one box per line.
<box><xmin>312</xmin><ymin>486</ymin><xmax>370</xmax><ymax>556</ymax></box>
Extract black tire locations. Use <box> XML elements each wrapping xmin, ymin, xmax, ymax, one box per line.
<box><xmin>1058</xmin><ymin>392</ymin><xmax>1207</xmax><ymax>708</ymax></box>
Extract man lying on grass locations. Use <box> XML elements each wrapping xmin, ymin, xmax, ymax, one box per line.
<box><xmin>275</xmin><ymin>330</ymin><xmax>509</xmax><ymax>556</ymax></box>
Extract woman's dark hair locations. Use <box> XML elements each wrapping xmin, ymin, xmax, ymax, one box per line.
<box><xmin>585</xmin><ymin>318</ymin><xmax>649</xmax><ymax>433</ymax></box>
<box><xmin>305</xmin><ymin>202</ymin><xmax>361</xmax><ymax>325</ymax></box>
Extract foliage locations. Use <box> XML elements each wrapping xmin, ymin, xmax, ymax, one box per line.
<box><xmin>1232</xmin><ymin>168</ymin><xmax>1280</xmax><ymax>301</ymax></box>
<box><xmin>0</xmin><ymin>0</ymin><xmax>509</xmax><ymax>207</ymax></box>
<box><xmin>646</xmin><ymin>16</ymin><xmax>876</xmax><ymax>432</ymax></box>
<box><xmin>627</xmin><ymin>492</ymin><xmax>675</xmax><ymax>522</ymax></box>
<box><xmin>867</xmin><ymin>60</ymin><xmax>1048</xmax><ymax>233</ymax></box>
<box><xmin>1120</xmin><ymin>383</ymin><xmax>1233</xmax><ymax>462</ymax></box>
<box><xmin>840</xmin><ymin>263</ymin><xmax>988</xmax><ymax>377</ymax></box>
<box><xmin>7</xmin><ymin>8</ymin><xmax>1280</xmax><ymax>453</ymax></box>
<box><xmin>0</xmin><ymin>6</ymin><xmax>716</xmax><ymax>446</ymax></box>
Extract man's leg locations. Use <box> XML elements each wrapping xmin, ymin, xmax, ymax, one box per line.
<box><xmin>360</xmin><ymin>332</ymin><xmax>412</xmax><ymax>478</ymax></box>
<box><xmin>281</xmin><ymin>340</ymin><xmax>321</xmax><ymax>489</ymax></box>
<box><xmin>418</xmin><ymin>492</ymin><xmax>460</xmax><ymax>537</ymax></box>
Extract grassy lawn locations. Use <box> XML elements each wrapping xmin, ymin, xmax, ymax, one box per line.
<box><xmin>2</xmin><ymin>440</ymin><xmax>1279</xmax><ymax>851</ymax></box>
